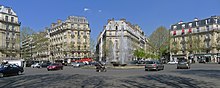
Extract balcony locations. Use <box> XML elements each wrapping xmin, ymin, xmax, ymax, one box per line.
<box><xmin>0</xmin><ymin>18</ymin><xmax>21</xmax><ymax>26</ymax></box>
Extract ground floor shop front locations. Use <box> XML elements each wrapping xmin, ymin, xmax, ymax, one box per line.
<box><xmin>171</xmin><ymin>53</ymin><xmax>220</xmax><ymax>63</ymax></box>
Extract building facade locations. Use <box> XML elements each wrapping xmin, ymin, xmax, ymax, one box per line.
<box><xmin>96</xmin><ymin>18</ymin><xmax>147</xmax><ymax>64</ymax></box>
<box><xmin>33</xmin><ymin>30</ymin><xmax>50</xmax><ymax>61</ymax></box>
<box><xmin>48</xmin><ymin>16</ymin><xmax>91</xmax><ymax>62</ymax></box>
<box><xmin>170</xmin><ymin>16</ymin><xmax>220</xmax><ymax>63</ymax></box>
<box><xmin>21</xmin><ymin>36</ymin><xmax>32</xmax><ymax>60</ymax></box>
<box><xmin>0</xmin><ymin>5</ymin><xmax>21</xmax><ymax>62</ymax></box>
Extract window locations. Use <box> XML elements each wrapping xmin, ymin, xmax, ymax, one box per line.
<box><xmin>206</xmin><ymin>25</ymin><xmax>209</xmax><ymax>31</ymax></box>
<box><xmin>84</xmin><ymin>45</ymin><xmax>86</xmax><ymax>50</ymax></box>
<box><xmin>11</xmin><ymin>17</ymin><xmax>14</xmax><ymax>23</ymax></box>
<box><xmin>8</xmin><ymin>9</ymin><xmax>11</xmax><ymax>14</ymax></box>
<box><xmin>5</xmin><ymin>16</ymin><xmax>8</xmax><ymax>21</ymax></box>
<box><xmin>78</xmin><ymin>46</ymin><xmax>80</xmax><ymax>50</ymax></box>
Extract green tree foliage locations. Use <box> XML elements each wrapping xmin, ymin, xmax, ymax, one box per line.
<box><xmin>133</xmin><ymin>49</ymin><xmax>145</xmax><ymax>59</ymax></box>
<box><xmin>90</xmin><ymin>38</ymin><xmax>96</xmax><ymax>55</ymax></box>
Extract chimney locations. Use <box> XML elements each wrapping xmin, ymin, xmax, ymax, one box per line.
<box><xmin>194</xmin><ymin>17</ymin><xmax>199</xmax><ymax>21</ymax></box>
<box><xmin>51</xmin><ymin>23</ymin><xmax>56</xmax><ymax>27</ymax></box>
<box><xmin>178</xmin><ymin>20</ymin><xmax>183</xmax><ymax>24</ymax></box>
<box><xmin>57</xmin><ymin>19</ymin><xmax>62</xmax><ymax>24</ymax></box>
<box><xmin>120</xmin><ymin>18</ymin><xmax>126</xmax><ymax>21</ymax></box>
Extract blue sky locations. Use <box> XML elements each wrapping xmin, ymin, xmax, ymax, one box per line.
<box><xmin>0</xmin><ymin>0</ymin><xmax>220</xmax><ymax>39</ymax></box>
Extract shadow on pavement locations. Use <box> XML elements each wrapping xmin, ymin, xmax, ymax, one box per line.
<box><xmin>0</xmin><ymin>73</ymin><xmax>216</xmax><ymax>88</ymax></box>
<box><xmin>174</xmin><ymin>70</ymin><xmax>220</xmax><ymax>79</ymax></box>
<box><xmin>122</xmin><ymin>74</ymin><xmax>215</xmax><ymax>88</ymax></box>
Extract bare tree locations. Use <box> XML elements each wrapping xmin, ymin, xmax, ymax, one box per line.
<box><xmin>148</xmin><ymin>26</ymin><xmax>169</xmax><ymax>58</ymax></box>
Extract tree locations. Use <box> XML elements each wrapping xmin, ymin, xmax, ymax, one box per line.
<box><xmin>133</xmin><ymin>49</ymin><xmax>145</xmax><ymax>60</ymax></box>
<box><xmin>20</xmin><ymin>27</ymin><xmax>35</xmax><ymax>41</ymax></box>
<box><xmin>90</xmin><ymin>38</ymin><xmax>96</xmax><ymax>57</ymax></box>
<box><xmin>148</xmin><ymin>26</ymin><xmax>169</xmax><ymax>58</ymax></box>
<box><xmin>20</xmin><ymin>27</ymin><xmax>35</xmax><ymax>60</ymax></box>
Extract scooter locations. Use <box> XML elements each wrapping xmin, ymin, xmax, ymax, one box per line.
<box><xmin>96</xmin><ymin>65</ymin><xmax>107</xmax><ymax>72</ymax></box>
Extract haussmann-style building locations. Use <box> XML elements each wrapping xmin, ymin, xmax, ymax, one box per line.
<box><xmin>0</xmin><ymin>5</ymin><xmax>21</xmax><ymax>62</ymax></box>
<box><xmin>48</xmin><ymin>16</ymin><xmax>91</xmax><ymax>63</ymax></box>
<box><xmin>170</xmin><ymin>16</ymin><xmax>220</xmax><ymax>63</ymax></box>
<box><xmin>96</xmin><ymin>18</ymin><xmax>147</xmax><ymax>65</ymax></box>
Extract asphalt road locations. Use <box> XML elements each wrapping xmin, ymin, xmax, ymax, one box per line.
<box><xmin>0</xmin><ymin>63</ymin><xmax>220</xmax><ymax>88</ymax></box>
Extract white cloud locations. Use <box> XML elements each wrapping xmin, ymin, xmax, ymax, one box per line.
<box><xmin>84</xmin><ymin>8</ymin><xmax>90</xmax><ymax>12</ymax></box>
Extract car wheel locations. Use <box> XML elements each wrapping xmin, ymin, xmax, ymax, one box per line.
<box><xmin>156</xmin><ymin>67</ymin><xmax>159</xmax><ymax>71</ymax></box>
<box><xmin>0</xmin><ymin>73</ymin><xmax>3</xmax><ymax>78</ymax></box>
<box><xmin>17</xmin><ymin>71</ymin><xmax>22</xmax><ymax>75</ymax></box>
<box><xmin>177</xmin><ymin>67</ymin><xmax>179</xmax><ymax>69</ymax></box>
<box><xmin>61</xmin><ymin>67</ymin><xmax>63</xmax><ymax>70</ymax></box>
<box><xmin>162</xmin><ymin>67</ymin><xmax>164</xmax><ymax>70</ymax></box>
<box><xmin>145</xmin><ymin>69</ymin><xmax>147</xmax><ymax>71</ymax></box>
<box><xmin>47</xmin><ymin>69</ymin><xmax>50</xmax><ymax>71</ymax></box>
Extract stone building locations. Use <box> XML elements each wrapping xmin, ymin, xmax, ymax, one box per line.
<box><xmin>0</xmin><ymin>5</ymin><xmax>21</xmax><ymax>61</ymax></box>
<box><xmin>96</xmin><ymin>18</ymin><xmax>147</xmax><ymax>64</ymax></box>
<box><xmin>170</xmin><ymin>16</ymin><xmax>220</xmax><ymax>63</ymax></box>
<box><xmin>48</xmin><ymin>16</ymin><xmax>91</xmax><ymax>62</ymax></box>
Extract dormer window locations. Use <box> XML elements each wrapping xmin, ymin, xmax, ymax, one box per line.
<box><xmin>189</xmin><ymin>23</ymin><xmax>192</xmax><ymax>28</ymax></box>
<box><xmin>196</xmin><ymin>21</ymin><xmax>199</xmax><ymax>26</ymax></box>
<box><xmin>173</xmin><ymin>25</ymin><xmax>177</xmax><ymax>30</ymax></box>
<box><xmin>8</xmin><ymin>9</ymin><xmax>11</xmax><ymax>14</ymax></box>
<box><xmin>205</xmin><ymin>19</ymin><xmax>209</xmax><ymax>25</ymax></box>
<box><xmin>215</xmin><ymin>19</ymin><xmax>218</xmax><ymax>24</ymax></box>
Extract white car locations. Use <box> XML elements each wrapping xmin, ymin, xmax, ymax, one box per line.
<box><xmin>167</xmin><ymin>61</ymin><xmax>178</xmax><ymax>64</ymax></box>
<box><xmin>71</xmin><ymin>62</ymin><xmax>85</xmax><ymax>67</ymax></box>
<box><xmin>31</xmin><ymin>63</ymin><xmax>41</xmax><ymax>68</ymax></box>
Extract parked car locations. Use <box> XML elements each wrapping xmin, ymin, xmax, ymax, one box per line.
<box><xmin>145</xmin><ymin>60</ymin><xmax>164</xmax><ymax>71</ymax></box>
<box><xmin>71</xmin><ymin>62</ymin><xmax>85</xmax><ymax>67</ymax></box>
<box><xmin>47</xmin><ymin>63</ymin><xmax>63</xmax><ymax>71</ymax></box>
<box><xmin>167</xmin><ymin>61</ymin><xmax>178</xmax><ymax>64</ymax></box>
<box><xmin>177</xmin><ymin>60</ymin><xmax>190</xmax><ymax>69</ymax></box>
<box><xmin>40</xmin><ymin>62</ymin><xmax>51</xmax><ymax>68</ymax></box>
<box><xmin>198</xmin><ymin>59</ymin><xmax>206</xmax><ymax>63</ymax></box>
<box><xmin>31</xmin><ymin>63</ymin><xmax>41</xmax><ymax>68</ymax></box>
<box><xmin>0</xmin><ymin>64</ymin><xmax>24</xmax><ymax>77</ymax></box>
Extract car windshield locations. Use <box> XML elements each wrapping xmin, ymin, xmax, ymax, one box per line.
<box><xmin>50</xmin><ymin>63</ymin><xmax>59</xmax><ymax>65</ymax></box>
<box><xmin>0</xmin><ymin>65</ymin><xmax>4</xmax><ymax>68</ymax></box>
<box><xmin>145</xmin><ymin>61</ymin><xmax>155</xmax><ymax>64</ymax></box>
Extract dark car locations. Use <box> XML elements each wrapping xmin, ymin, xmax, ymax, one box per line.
<box><xmin>40</xmin><ymin>62</ymin><xmax>51</xmax><ymax>68</ymax></box>
<box><xmin>0</xmin><ymin>64</ymin><xmax>24</xmax><ymax>77</ymax></box>
<box><xmin>198</xmin><ymin>59</ymin><xmax>206</xmax><ymax>63</ymax></box>
<box><xmin>145</xmin><ymin>60</ymin><xmax>164</xmax><ymax>71</ymax></box>
<box><xmin>177</xmin><ymin>60</ymin><xmax>190</xmax><ymax>69</ymax></box>
<box><xmin>47</xmin><ymin>63</ymin><xmax>63</xmax><ymax>71</ymax></box>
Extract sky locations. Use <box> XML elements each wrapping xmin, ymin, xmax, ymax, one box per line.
<box><xmin>0</xmin><ymin>0</ymin><xmax>220</xmax><ymax>40</ymax></box>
